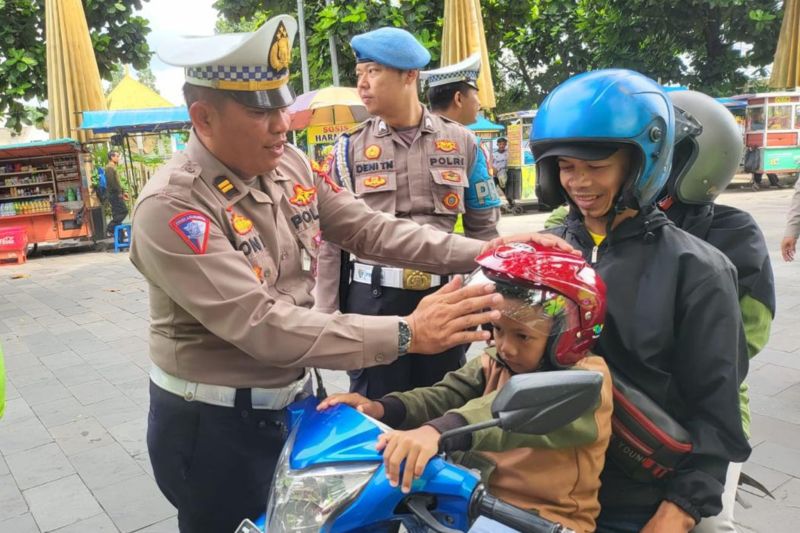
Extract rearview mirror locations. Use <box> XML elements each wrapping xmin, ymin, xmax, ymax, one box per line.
<box><xmin>491</xmin><ymin>370</ymin><xmax>602</xmax><ymax>435</ymax></box>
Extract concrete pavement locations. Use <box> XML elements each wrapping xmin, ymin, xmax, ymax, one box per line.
<box><xmin>0</xmin><ymin>187</ymin><xmax>798</xmax><ymax>531</ymax></box>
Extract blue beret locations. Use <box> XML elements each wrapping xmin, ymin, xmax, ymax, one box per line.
<box><xmin>350</xmin><ymin>27</ymin><xmax>431</xmax><ymax>70</ymax></box>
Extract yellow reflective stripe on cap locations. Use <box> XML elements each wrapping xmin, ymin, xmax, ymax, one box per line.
<box><xmin>212</xmin><ymin>77</ymin><xmax>288</xmax><ymax>91</ymax></box>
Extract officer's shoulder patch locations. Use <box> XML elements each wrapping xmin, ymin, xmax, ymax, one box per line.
<box><xmin>213</xmin><ymin>176</ymin><xmax>239</xmax><ymax>200</ymax></box>
<box><xmin>169</xmin><ymin>211</ymin><xmax>211</xmax><ymax>255</ymax></box>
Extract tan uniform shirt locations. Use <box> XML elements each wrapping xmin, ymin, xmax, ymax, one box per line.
<box><xmin>314</xmin><ymin>108</ymin><xmax>500</xmax><ymax>313</ymax></box>
<box><xmin>130</xmin><ymin>133</ymin><xmax>483</xmax><ymax>388</ymax></box>
<box><xmin>785</xmin><ymin>177</ymin><xmax>800</xmax><ymax>238</ymax></box>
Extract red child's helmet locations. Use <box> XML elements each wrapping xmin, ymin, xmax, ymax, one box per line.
<box><xmin>468</xmin><ymin>242</ymin><xmax>607</xmax><ymax>367</ymax></box>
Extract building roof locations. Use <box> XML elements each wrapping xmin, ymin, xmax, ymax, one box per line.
<box><xmin>106</xmin><ymin>72</ymin><xmax>173</xmax><ymax>110</ymax></box>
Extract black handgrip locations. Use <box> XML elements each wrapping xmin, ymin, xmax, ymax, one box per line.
<box><xmin>476</xmin><ymin>492</ymin><xmax>574</xmax><ymax>533</ymax></box>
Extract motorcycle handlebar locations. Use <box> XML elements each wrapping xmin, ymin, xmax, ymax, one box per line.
<box><xmin>474</xmin><ymin>490</ymin><xmax>575</xmax><ymax>533</ymax></box>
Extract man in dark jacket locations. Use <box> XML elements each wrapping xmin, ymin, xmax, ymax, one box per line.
<box><xmin>104</xmin><ymin>150</ymin><xmax>129</xmax><ymax>237</ymax></box>
<box><xmin>531</xmin><ymin>70</ymin><xmax>750</xmax><ymax>532</ymax></box>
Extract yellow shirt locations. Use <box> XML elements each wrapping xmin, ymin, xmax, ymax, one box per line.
<box><xmin>588</xmin><ymin>230</ymin><xmax>606</xmax><ymax>246</ymax></box>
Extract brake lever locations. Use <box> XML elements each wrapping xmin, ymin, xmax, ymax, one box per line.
<box><xmin>406</xmin><ymin>495</ymin><xmax>461</xmax><ymax>533</ymax></box>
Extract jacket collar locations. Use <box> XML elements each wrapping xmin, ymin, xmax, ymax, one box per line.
<box><xmin>566</xmin><ymin>205</ymin><xmax>673</xmax><ymax>247</ymax></box>
<box><xmin>186</xmin><ymin>131</ymin><xmax>274</xmax><ymax>206</ymax></box>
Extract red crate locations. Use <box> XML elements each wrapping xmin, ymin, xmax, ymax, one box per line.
<box><xmin>0</xmin><ymin>226</ymin><xmax>28</xmax><ymax>253</ymax></box>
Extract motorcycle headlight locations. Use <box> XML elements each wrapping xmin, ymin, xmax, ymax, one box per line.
<box><xmin>265</xmin><ymin>427</ymin><xmax>378</xmax><ymax>532</ymax></box>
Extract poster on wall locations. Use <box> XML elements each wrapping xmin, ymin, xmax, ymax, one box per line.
<box><xmin>506</xmin><ymin>123</ymin><xmax>523</xmax><ymax>169</ymax></box>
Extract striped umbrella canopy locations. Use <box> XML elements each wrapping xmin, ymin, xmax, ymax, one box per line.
<box><xmin>287</xmin><ymin>86</ymin><xmax>368</xmax><ymax>131</ymax></box>
<box><xmin>440</xmin><ymin>0</ymin><xmax>496</xmax><ymax>109</ymax></box>
<box><xmin>45</xmin><ymin>0</ymin><xmax>107</xmax><ymax>142</ymax></box>
<box><xmin>769</xmin><ymin>0</ymin><xmax>800</xmax><ymax>89</ymax></box>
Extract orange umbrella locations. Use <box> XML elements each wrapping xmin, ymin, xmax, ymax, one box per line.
<box><xmin>45</xmin><ymin>0</ymin><xmax>107</xmax><ymax>142</ymax></box>
<box><xmin>288</xmin><ymin>86</ymin><xmax>369</xmax><ymax>131</ymax></box>
<box><xmin>441</xmin><ymin>0</ymin><xmax>496</xmax><ymax>109</ymax></box>
<box><xmin>770</xmin><ymin>0</ymin><xmax>800</xmax><ymax>89</ymax></box>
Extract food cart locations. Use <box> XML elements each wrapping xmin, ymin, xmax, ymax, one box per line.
<box><xmin>741</xmin><ymin>91</ymin><xmax>800</xmax><ymax>176</ymax></box>
<box><xmin>0</xmin><ymin>138</ymin><xmax>93</xmax><ymax>249</ymax></box>
<box><xmin>497</xmin><ymin>110</ymin><xmax>539</xmax><ymax>212</ymax></box>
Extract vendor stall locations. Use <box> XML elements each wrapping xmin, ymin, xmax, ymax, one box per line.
<box><xmin>0</xmin><ymin>138</ymin><xmax>92</xmax><ymax>246</ymax></box>
<box><xmin>740</xmin><ymin>91</ymin><xmax>800</xmax><ymax>175</ymax></box>
<box><xmin>497</xmin><ymin>110</ymin><xmax>539</xmax><ymax>211</ymax></box>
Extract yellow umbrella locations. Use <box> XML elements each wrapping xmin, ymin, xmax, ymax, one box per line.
<box><xmin>769</xmin><ymin>0</ymin><xmax>800</xmax><ymax>89</ymax></box>
<box><xmin>46</xmin><ymin>0</ymin><xmax>107</xmax><ymax>142</ymax></box>
<box><xmin>288</xmin><ymin>86</ymin><xmax>369</xmax><ymax>130</ymax></box>
<box><xmin>441</xmin><ymin>0</ymin><xmax>496</xmax><ymax>109</ymax></box>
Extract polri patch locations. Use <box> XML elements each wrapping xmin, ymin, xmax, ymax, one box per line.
<box><xmin>365</xmin><ymin>144</ymin><xmax>382</xmax><ymax>159</ymax></box>
<box><xmin>435</xmin><ymin>140</ymin><xmax>458</xmax><ymax>153</ymax></box>
<box><xmin>169</xmin><ymin>211</ymin><xmax>210</xmax><ymax>255</ymax></box>
<box><xmin>442</xmin><ymin>192</ymin><xmax>460</xmax><ymax>210</ymax></box>
<box><xmin>289</xmin><ymin>184</ymin><xmax>317</xmax><ymax>206</ymax></box>
<box><xmin>363</xmin><ymin>175</ymin><xmax>387</xmax><ymax>188</ymax></box>
<box><xmin>214</xmin><ymin>176</ymin><xmax>239</xmax><ymax>200</ymax></box>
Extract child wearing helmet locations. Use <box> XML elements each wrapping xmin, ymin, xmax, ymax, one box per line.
<box><xmin>319</xmin><ymin>243</ymin><xmax>613</xmax><ymax>533</ymax></box>
<box><xmin>531</xmin><ymin>69</ymin><xmax>750</xmax><ymax>532</ymax></box>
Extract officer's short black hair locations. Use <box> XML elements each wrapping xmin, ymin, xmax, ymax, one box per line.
<box><xmin>428</xmin><ymin>82</ymin><xmax>475</xmax><ymax>112</ymax></box>
<box><xmin>183</xmin><ymin>83</ymin><xmax>228</xmax><ymax>109</ymax></box>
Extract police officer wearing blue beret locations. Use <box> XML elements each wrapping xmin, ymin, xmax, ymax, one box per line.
<box><xmin>315</xmin><ymin>28</ymin><xmax>501</xmax><ymax>399</ymax></box>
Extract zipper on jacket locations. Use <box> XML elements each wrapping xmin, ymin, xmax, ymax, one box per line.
<box><xmin>591</xmin><ymin>245</ymin><xmax>599</xmax><ymax>265</ymax></box>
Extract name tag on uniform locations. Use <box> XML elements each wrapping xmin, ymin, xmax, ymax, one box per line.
<box><xmin>301</xmin><ymin>249</ymin><xmax>312</xmax><ymax>272</ymax></box>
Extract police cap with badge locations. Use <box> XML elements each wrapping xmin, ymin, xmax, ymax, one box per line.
<box><xmin>419</xmin><ymin>53</ymin><xmax>481</xmax><ymax>90</ymax></box>
<box><xmin>158</xmin><ymin>15</ymin><xmax>297</xmax><ymax>109</ymax></box>
<box><xmin>350</xmin><ymin>27</ymin><xmax>431</xmax><ymax>70</ymax></box>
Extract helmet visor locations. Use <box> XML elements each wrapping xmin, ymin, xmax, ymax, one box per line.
<box><xmin>465</xmin><ymin>268</ymin><xmax>575</xmax><ymax>339</ymax></box>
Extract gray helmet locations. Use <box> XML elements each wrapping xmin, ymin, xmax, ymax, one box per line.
<box><xmin>665</xmin><ymin>90</ymin><xmax>744</xmax><ymax>205</ymax></box>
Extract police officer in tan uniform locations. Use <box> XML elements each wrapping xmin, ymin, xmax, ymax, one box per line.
<box><xmin>421</xmin><ymin>53</ymin><xmax>503</xmax><ymax>214</ymax></box>
<box><xmin>129</xmin><ymin>16</ymin><xmax>562</xmax><ymax>533</ymax></box>
<box><xmin>314</xmin><ymin>28</ymin><xmax>500</xmax><ymax>400</ymax></box>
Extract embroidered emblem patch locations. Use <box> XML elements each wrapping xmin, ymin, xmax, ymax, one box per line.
<box><xmin>365</xmin><ymin>144</ymin><xmax>382</xmax><ymax>160</ymax></box>
<box><xmin>289</xmin><ymin>184</ymin><xmax>317</xmax><ymax>206</ymax></box>
<box><xmin>269</xmin><ymin>21</ymin><xmax>291</xmax><ymax>71</ymax></box>
<box><xmin>442</xmin><ymin>192</ymin><xmax>460</xmax><ymax>210</ymax></box>
<box><xmin>231</xmin><ymin>213</ymin><xmax>254</xmax><ymax>235</ymax></box>
<box><xmin>214</xmin><ymin>176</ymin><xmax>239</xmax><ymax>200</ymax></box>
<box><xmin>363</xmin><ymin>175</ymin><xmax>387</xmax><ymax>188</ymax></box>
<box><xmin>169</xmin><ymin>211</ymin><xmax>210</xmax><ymax>255</ymax></box>
<box><xmin>435</xmin><ymin>140</ymin><xmax>458</xmax><ymax>153</ymax></box>
<box><xmin>441</xmin><ymin>170</ymin><xmax>462</xmax><ymax>183</ymax></box>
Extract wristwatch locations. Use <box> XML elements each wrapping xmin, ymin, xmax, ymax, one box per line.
<box><xmin>398</xmin><ymin>318</ymin><xmax>413</xmax><ymax>356</ymax></box>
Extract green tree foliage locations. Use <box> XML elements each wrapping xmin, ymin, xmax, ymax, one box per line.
<box><xmin>106</xmin><ymin>63</ymin><xmax>159</xmax><ymax>95</ymax></box>
<box><xmin>0</xmin><ymin>0</ymin><xmax>152</xmax><ymax>132</ymax></box>
<box><xmin>213</xmin><ymin>0</ymin><xmax>783</xmax><ymax>114</ymax></box>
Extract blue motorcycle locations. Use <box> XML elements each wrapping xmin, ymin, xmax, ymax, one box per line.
<box><xmin>236</xmin><ymin>370</ymin><xmax>601</xmax><ymax>533</ymax></box>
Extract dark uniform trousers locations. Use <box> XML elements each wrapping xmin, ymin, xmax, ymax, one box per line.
<box><xmin>148</xmin><ymin>381</ymin><xmax>301</xmax><ymax>533</ymax></box>
<box><xmin>343</xmin><ymin>274</ymin><xmax>466</xmax><ymax>399</ymax></box>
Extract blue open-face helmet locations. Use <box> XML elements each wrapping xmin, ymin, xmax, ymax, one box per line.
<box><xmin>530</xmin><ymin>69</ymin><xmax>675</xmax><ymax>211</ymax></box>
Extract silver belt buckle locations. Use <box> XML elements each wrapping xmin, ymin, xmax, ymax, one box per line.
<box><xmin>403</xmin><ymin>269</ymin><xmax>432</xmax><ymax>290</ymax></box>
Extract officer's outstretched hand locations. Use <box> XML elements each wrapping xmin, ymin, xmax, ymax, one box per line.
<box><xmin>481</xmin><ymin>232</ymin><xmax>579</xmax><ymax>256</ymax></box>
<box><xmin>406</xmin><ymin>276</ymin><xmax>501</xmax><ymax>355</ymax></box>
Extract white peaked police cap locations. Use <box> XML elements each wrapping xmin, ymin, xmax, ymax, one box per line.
<box><xmin>158</xmin><ymin>15</ymin><xmax>298</xmax><ymax>109</ymax></box>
